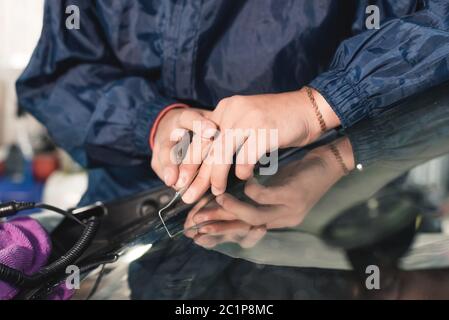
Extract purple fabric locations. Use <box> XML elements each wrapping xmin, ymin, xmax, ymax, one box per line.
<box><xmin>0</xmin><ymin>217</ymin><xmax>73</xmax><ymax>300</ymax></box>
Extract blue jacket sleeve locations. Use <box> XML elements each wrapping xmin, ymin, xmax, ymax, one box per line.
<box><xmin>16</xmin><ymin>0</ymin><xmax>174</xmax><ymax>168</ymax></box>
<box><xmin>310</xmin><ymin>0</ymin><xmax>449</xmax><ymax>128</ymax></box>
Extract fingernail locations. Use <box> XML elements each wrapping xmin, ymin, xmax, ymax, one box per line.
<box><xmin>202</xmin><ymin>128</ymin><xmax>218</xmax><ymax>139</ymax></box>
<box><xmin>163</xmin><ymin>168</ymin><xmax>173</xmax><ymax>186</ymax></box>
<box><xmin>201</xmin><ymin>121</ymin><xmax>217</xmax><ymax>139</ymax></box>
<box><xmin>216</xmin><ymin>195</ymin><xmax>224</xmax><ymax>206</ymax></box>
<box><xmin>211</xmin><ymin>186</ymin><xmax>224</xmax><ymax>196</ymax></box>
<box><xmin>182</xmin><ymin>188</ymin><xmax>196</xmax><ymax>203</ymax></box>
<box><xmin>176</xmin><ymin>171</ymin><xmax>188</xmax><ymax>188</ymax></box>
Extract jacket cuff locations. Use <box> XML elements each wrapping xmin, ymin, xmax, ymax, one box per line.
<box><xmin>309</xmin><ymin>69</ymin><xmax>370</xmax><ymax>128</ymax></box>
<box><xmin>148</xmin><ymin>103</ymin><xmax>189</xmax><ymax>150</ymax></box>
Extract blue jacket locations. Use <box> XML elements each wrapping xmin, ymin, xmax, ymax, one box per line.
<box><xmin>16</xmin><ymin>0</ymin><xmax>449</xmax><ymax>204</ymax></box>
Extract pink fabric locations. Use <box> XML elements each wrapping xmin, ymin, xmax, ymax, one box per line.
<box><xmin>0</xmin><ymin>217</ymin><xmax>74</xmax><ymax>300</ymax></box>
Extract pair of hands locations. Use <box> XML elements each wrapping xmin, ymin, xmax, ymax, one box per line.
<box><xmin>151</xmin><ymin>88</ymin><xmax>340</xmax><ymax>204</ymax></box>
<box><xmin>182</xmin><ymin>137</ymin><xmax>355</xmax><ymax>249</ymax></box>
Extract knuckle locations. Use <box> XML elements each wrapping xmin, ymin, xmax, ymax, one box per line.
<box><xmin>226</xmin><ymin>95</ymin><xmax>241</xmax><ymax>103</ymax></box>
<box><xmin>218</xmin><ymin>95</ymin><xmax>244</xmax><ymax>109</ymax></box>
<box><xmin>216</xmin><ymin>98</ymin><xmax>230</xmax><ymax>110</ymax></box>
<box><xmin>150</xmin><ymin>156</ymin><xmax>157</xmax><ymax>171</ymax></box>
<box><xmin>228</xmin><ymin>95</ymin><xmax>245</xmax><ymax>104</ymax></box>
<box><xmin>178</xmin><ymin>109</ymin><xmax>191</xmax><ymax>124</ymax></box>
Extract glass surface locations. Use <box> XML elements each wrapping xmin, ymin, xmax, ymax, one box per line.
<box><xmin>32</xmin><ymin>83</ymin><xmax>449</xmax><ymax>300</ymax></box>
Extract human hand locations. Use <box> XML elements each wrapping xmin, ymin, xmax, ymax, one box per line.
<box><xmin>151</xmin><ymin>107</ymin><xmax>217</xmax><ymax>187</ymax></box>
<box><xmin>183</xmin><ymin>198</ymin><xmax>267</xmax><ymax>249</ymax></box>
<box><xmin>177</xmin><ymin>87</ymin><xmax>340</xmax><ymax>204</ymax></box>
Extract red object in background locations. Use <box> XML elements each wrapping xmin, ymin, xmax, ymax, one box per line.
<box><xmin>0</xmin><ymin>161</ymin><xmax>4</xmax><ymax>176</ymax></box>
<box><xmin>32</xmin><ymin>153</ymin><xmax>59</xmax><ymax>182</ymax></box>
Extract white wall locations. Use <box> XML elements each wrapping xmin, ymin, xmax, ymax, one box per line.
<box><xmin>0</xmin><ymin>0</ymin><xmax>45</xmax><ymax>145</ymax></box>
<box><xmin>0</xmin><ymin>0</ymin><xmax>44</xmax><ymax>69</ymax></box>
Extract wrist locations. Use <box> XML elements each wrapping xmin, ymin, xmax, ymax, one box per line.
<box><xmin>306</xmin><ymin>144</ymin><xmax>344</xmax><ymax>181</ymax></box>
<box><xmin>299</xmin><ymin>87</ymin><xmax>341</xmax><ymax>145</ymax></box>
<box><xmin>334</xmin><ymin>137</ymin><xmax>355</xmax><ymax>171</ymax></box>
<box><xmin>149</xmin><ymin>103</ymin><xmax>189</xmax><ymax>150</ymax></box>
<box><xmin>322</xmin><ymin>137</ymin><xmax>355</xmax><ymax>176</ymax></box>
<box><xmin>306</xmin><ymin>136</ymin><xmax>355</xmax><ymax>181</ymax></box>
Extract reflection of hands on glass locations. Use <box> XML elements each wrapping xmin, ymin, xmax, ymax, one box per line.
<box><xmin>184</xmin><ymin>196</ymin><xmax>267</xmax><ymax>248</ymax></box>
<box><xmin>184</xmin><ymin>137</ymin><xmax>355</xmax><ymax>249</ymax></box>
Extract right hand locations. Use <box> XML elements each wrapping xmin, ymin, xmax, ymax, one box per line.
<box><xmin>151</xmin><ymin>107</ymin><xmax>217</xmax><ymax>187</ymax></box>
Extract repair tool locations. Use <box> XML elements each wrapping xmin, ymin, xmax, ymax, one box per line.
<box><xmin>158</xmin><ymin>188</ymin><xmax>185</xmax><ymax>238</ymax></box>
<box><xmin>158</xmin><ymin>131</ymin><xmax>214</xmax><ymax>238</ymax></box>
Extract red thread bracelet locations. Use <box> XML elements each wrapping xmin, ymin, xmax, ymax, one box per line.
<box><xmin>149</xmin><ymin>103</ymin><xmax>189</xmax><ymax>150</ymax></box>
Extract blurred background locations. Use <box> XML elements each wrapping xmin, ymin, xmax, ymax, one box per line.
<box><xmin>0</xmin><ymin>0</ymin><xmax>87</xmax><ymax>214</ymax></box>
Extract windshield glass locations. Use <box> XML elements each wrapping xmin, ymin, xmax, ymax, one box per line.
<box><xmin>40</xmin><ymin>83</ymin><xmax>449</xmax><ymax>300</ymax></box>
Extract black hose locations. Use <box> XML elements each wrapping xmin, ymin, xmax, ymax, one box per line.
<box><xmin>35</xmin><ymin>203</ymin><xmax>85</xmax><ymax>226</ymax></box>
<box><xmin>0</xmin><ymin>201</ymin><xmax>35</xmax><ymax>218</ymax></box>
<box><xmin>18</xmin><ymin>254</ymin><xmax>118</xmax><ymax>300</ymax></box>
<box><xmin>0</xmin><ymin>217</ymin><xmax>100</xmax><ymax>288</ymax></box>
<box><xmin>0</xmin><ymin>201</ymin><xmax>84</xmax><ymax>226</ymax></box>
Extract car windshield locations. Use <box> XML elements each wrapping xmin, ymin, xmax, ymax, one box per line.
<box><xmin>29</xmin><ymin>83</ymin><xmax>449</xmax><ymax>300</ymax></box>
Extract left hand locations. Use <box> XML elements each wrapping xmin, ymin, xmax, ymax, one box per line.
<box><xmin>177</xmin><ymin>88</ymin><xmax>340</xmax><ymax>203</ymax></box>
